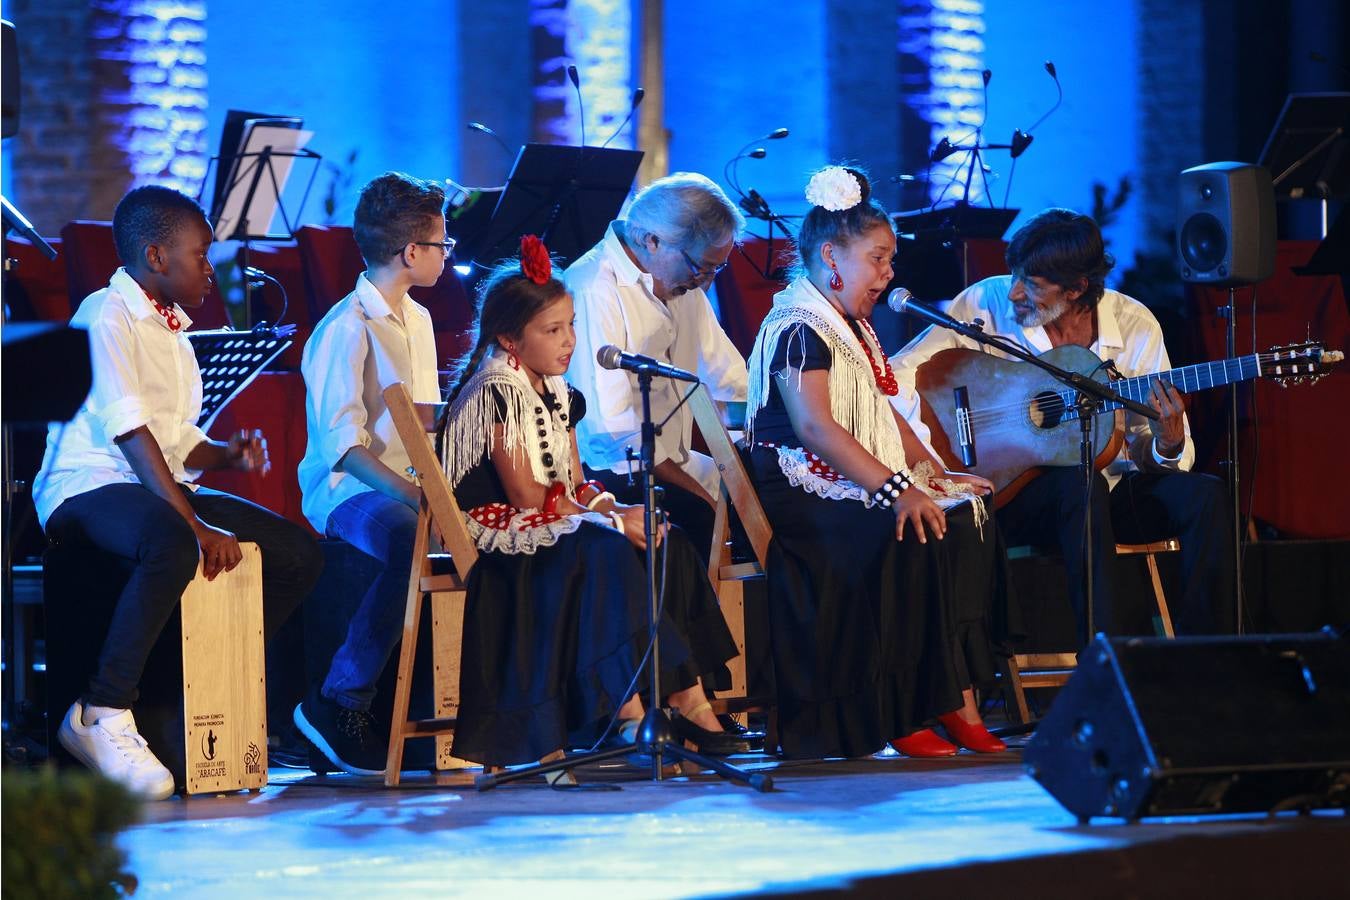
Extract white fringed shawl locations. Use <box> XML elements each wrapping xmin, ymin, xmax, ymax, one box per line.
<box><xmin>441</xmin><ymin>349</ymin><xmax>613</xmax><ymax>554</ymax></box>
<box><xmin>746</xmin><ymin>277</ymin><xmax>986</xmax><ymax>525</ymax></box>
<box><xmin>747</xmin><ymin>277</ymin><xmax>907</xmax><ymax>471</ymax></box>
<box><xmin>443</xmin><ymin>348</ymin><xmax>575</xmax><ymax>495</ymax></box>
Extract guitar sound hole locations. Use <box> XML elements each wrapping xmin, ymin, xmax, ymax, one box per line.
<box><xmin>1029</xmin><ymin>391</ymin><xmax>1067</xmax><ymax>428</ymax></box>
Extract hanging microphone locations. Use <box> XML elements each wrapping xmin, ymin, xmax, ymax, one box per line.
<box><xmin>467</xmin><ymin>121</ymin><xmax>512</xmax><ymax>156</ymax></box>
<box><xmin>1010</xmin><ymin>59</ymin><xmax>1064</xmax><ymax>158</ymax></box>
<box><xmin>566</xmin><ymin>64</ymin><xmax>586</xmax><ymax>147</ymax></box>
<box><xmin>597</xmin><ymin>86</ymin><xmax>646</xmax><ymax>151</ymax></box>
<box><xmin>597</xmin><ymin>345</ymin><xmax>700</xmax><ymax>383</ymax></box>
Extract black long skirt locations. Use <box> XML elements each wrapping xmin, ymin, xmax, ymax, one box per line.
<box><xmin>451</xmin><ymin>521</ymin><xmax>736</xmax><ymax>767</ymax></box>
<box><xmin>746</xmin><ymin>446</ymin><xmax>1013</xmax><ymax>759</ymax></box>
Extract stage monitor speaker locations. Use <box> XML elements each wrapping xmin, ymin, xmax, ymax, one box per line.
<box><xmin>1023</xmin><ymin>631</ymin><xmax>1350</xmax><ymax>822</ymax></box>
<box><xmin>1176</xmin><ymin>162</ymin><xmax>1276</xmax><ymax>286</ymax></box>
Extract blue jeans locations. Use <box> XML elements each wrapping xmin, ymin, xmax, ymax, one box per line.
<box><xmin>321</xmin><ymin>491</ymin><xmax>419</xmax><ymax>711</ymax></box>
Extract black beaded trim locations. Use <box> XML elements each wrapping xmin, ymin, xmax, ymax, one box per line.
<box><xmin>870</xmin><ymin>471</ymin><xmax>914</xmax><ymax>509</ymax></box>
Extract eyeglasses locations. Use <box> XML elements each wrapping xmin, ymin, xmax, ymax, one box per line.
<box><xmin>412</xmin><ymin>237</ymin><xmax>457</xmax><ymax>255</ymax></box>
<box><xmin>678</xmin><ymin>247</ymin><xmax>728</xmax><ymax>280</ymax></box>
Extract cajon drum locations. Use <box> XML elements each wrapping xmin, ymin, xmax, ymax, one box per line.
<box><xmin>180</xmin><ymin>542</ymin><xmax>268</xmax><ymax>794</ymax></box>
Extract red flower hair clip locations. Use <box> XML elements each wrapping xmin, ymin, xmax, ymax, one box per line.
<box><xmin>520</xmin><ymin>234</ymin><xmax>552</xmax><ymax>285</ymax></box>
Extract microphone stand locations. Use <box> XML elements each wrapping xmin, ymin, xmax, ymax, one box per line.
<box><xmin>476</xmin><ymin>369</ymin><xmax>771</xmax><ymax>792</ymax></box>
<box><xmin>922</xmin><ymin>314</ymin><xmax>1158</xmax><ymax>642</ymax></box>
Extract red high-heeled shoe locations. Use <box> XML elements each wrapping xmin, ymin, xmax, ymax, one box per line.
<box><xmin>938</xmin><ymin>712</ymin><xmax>1006</xmax><ymax>753</ymax></box>
<box><xmin>890</xmin><ymin>728</ymin><xmax>958</xmax><ymax>758</ymax></box>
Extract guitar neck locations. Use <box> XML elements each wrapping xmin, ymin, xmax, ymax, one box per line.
<box><xmin>1100</xmin><ymin>354</ymin><xmax>1263</xmax><ymax>411</ymax></box>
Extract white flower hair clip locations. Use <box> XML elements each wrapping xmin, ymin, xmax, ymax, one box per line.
<box><xmin>804</xmin><ymin>166</ymin><xmax>863</xmax><ymax>212</ymax></box>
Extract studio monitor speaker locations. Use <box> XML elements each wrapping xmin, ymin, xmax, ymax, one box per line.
<box><xmin>1176</xmin><ymin>162</ymin><xmax>1276</xmax><ymax>285</ymax></box>
<box><xmin>1024</xmin><ymin>631</ymin><xmax>1350</xmax><ymax>822</ymax></box>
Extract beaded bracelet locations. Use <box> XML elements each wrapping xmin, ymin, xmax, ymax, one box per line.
<box><xmin>870</xmin><ymin>470</ymin><xmax>914</xmax><ymax>509</ymax></box>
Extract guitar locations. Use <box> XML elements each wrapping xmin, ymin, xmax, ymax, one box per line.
<box><xmin>915</xmin><ymin>341</ymin><xmax>1343</xmax><ymax>508</ymax></box>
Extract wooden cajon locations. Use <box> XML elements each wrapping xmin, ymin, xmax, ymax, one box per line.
<box><xmin>180</xmin><ymin>541</ymin><xmax>268</xmax><ymax>794</ymax></box>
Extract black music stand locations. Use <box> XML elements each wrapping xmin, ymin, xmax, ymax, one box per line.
<box><xmin>200</xmin><ymin>112</ymin><xmax>321</xmax><ymax>327</ymax></box>
<box><xmin>1259</xmin><ymin>92</ymin><xmax>1350</xmax><ymax>235</ymax></box>
<box><xmin>470</xmin><ymin>144</ymin><xmax>643</xmax><ymax>267</ymax></box>
<box><xmin>189</xmin><ymin>328</ymin><xmax>293</xmax><ymax>430</ymax></box>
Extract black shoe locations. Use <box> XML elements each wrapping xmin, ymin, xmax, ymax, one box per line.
<box><xmin>293</xmin><ymin>688</ymin><xmax>386</xmax><ymax>776</ymax></box>
<box><xmin>716</xmin><ymin>715</ymin><xmax>767</xmax><ymax>751</ymax></box>
<box><xmin>670</xmin><ymin>714</ymin><xmax>753</xmax><ymax>756</ymax></box>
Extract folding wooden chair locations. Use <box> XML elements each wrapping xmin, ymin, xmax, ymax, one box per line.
<box><xmin>381</xmin><ymin>382</ymin><xmax>479</xmax><ymax>786</ymax></box>
<box><xmin>1003</xmin><ymin>538</ymin><xmax>1179</xmax><ymax>724</ymax></box>
<box><xmin>382</xmin><ymin>383</ymin><xmax>573</xmax><ymax>785</ymax></box>
<box><xmin>687</xmin><ymin>385</ymin><xmax>774</xmax><ymax>729</ymax></box>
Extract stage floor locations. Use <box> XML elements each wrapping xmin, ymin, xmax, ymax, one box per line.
<box><xmin>124</xmin><ymin>741</ymin><xmax>1347</xmax><ymax>899</ymax></box>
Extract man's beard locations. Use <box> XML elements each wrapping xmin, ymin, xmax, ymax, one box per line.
<box><xmin>1014</xmin><ymin>297</ymin><xmax>1068</xmax><ymax>328</ymax></box>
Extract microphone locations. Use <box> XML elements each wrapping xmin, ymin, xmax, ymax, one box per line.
<box><xmin>597</xmin><ymin>345</ymin><xmax>700</xmax><ymax>383</ymax></box>
<box><xmin>930</xmin><ymin>136</ymin><xmax>959</xmax><ymax>163</ymax></box>
<box><xmin>567</xmin><ymin>64</ymin><xmax>586</xmax><ymax>147</ymax></box>
<box><xmin>598</xmin><ymin>86</ymin><xmax>645</xmax><ymax>151</ymax></box>
<box><xmin>888</xmin><ymin>288</ymin><xmax>981</xmax><ymax>465</ymax></box>
<box><xmin>887</xmin><ymin>287</ymin><xmax>980</xmax><ymax>336</ymax></box>
<box><xmin>467</xmin><ymin>121</ymin><xmax>512</xmax><ymax>156</ymax></box>
<box><xmin>1010</xmin><ymin>58</ymin><xmax>1064</xmax><ymax>158</ymax></box>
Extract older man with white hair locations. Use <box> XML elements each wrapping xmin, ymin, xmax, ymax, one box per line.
<box><xmin>565</xmin><ymin>172</ymin><xmax>748</xmax><ymax>561</ymax></box>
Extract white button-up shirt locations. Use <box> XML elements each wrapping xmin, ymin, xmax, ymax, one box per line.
<box><xmin>298</xmin><ymin>273</ymin><xmax>441</xmax><ymax>533</ymax></box>
<box><xmin>33</xmin><ymin>267</ymin><xmax>209</xmax><ymax>527</ymax></box>
<box><xmin>564</xmin><ymin>222</ymin><xmax>748</xmax><ymax>496</ymax></box>
<box><xmin>889</xmin><ymin>275</ymin><xmax>1193</xmax><ymax>488</ymax></box>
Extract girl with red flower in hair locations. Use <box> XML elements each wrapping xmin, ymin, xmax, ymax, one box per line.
<box><xmin>439</xmin><ymin>236</ymin><xmax>748</xmax><ymax>767</ymax></box>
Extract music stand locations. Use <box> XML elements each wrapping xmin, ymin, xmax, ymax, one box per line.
<box><xmin>1259</xmin><ymin>92</ymin><xmax>1350</xmax><ymax>236</ymax></box>
<box><xmin>188</xmin><ymin>328</ymin><xmax>293</xmax><ymax>430</ymax></box>
<box><xmin>470</xmin><ymin>144</ymin><xmax>643</xmax><ymax>267</ymax></box>
<box><xmin>443</xmin><ymin>181</ymin><xmax>503</xmax><ymax>265</ymax></box>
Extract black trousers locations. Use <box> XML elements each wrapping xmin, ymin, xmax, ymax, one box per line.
<box><xmin>583</xmin><ymin>464</ymin><xmax>718</xmax><ymax>566</ymax></box>
<box><xmin>46</xmin><ymin>483</ymin><xmax>324</xmax><ymax>708</ymax></box>
<box><xmin>997</xmin><ymin>467</ymin><xmax>1235</xmax><ymax>640</ymax></box>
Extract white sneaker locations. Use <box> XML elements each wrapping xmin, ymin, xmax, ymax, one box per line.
<box><xmin>58</xmin><ymin>701</ymin><xmax>176</xmax><ymax>801</ymax></box>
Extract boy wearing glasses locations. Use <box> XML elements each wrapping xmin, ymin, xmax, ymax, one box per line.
<box><xmin>564</xmin><ymin>172</ymin><xmax>748</xmax><ymax>561</ymax></box>
<box><xmin>295</xmin><ymin>171</ymin><xmax>448</xmax><ymax>774</ymax></box>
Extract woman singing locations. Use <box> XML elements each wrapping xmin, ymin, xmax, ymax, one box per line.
<box><xmin>744</xmin><ymin>167</ymin><xmax>1014</xmax><ymax>760</ymax></box>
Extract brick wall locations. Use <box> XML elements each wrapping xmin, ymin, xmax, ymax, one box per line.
<box><xmin>6</xmin><ymin>0</ymin><xmax>207</xmax><ymax>237</ymax></box>
<box><xmin>7</xmin><ymin>0</ymin><xmax>105</xmax><ymax>236</ymax></box>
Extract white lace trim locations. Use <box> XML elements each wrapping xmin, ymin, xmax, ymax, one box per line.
<box><xmin>772</xmin><ymin>448</ymin><xmax>987</xmax><ymax>534</ymax></box>
<box><xmin>466</xmin><ymin>509</ymin><xmax>617</xmax><ymax>556</ymax></box>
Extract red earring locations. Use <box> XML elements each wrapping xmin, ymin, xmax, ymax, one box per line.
<box><xmin>828</xmin><ymin>265</ymin><xmax>843</xmax><ymax>291</ymax></box>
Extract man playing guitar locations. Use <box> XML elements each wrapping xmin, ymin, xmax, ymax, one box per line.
<box><xmin>889</xmin><ymin>208</ymin><xmax>1234</xmax><ymax>639</ymax></box>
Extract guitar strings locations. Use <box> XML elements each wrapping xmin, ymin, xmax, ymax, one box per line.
<box><xmin>949</xmin><ymin>350</ymin><xmax>1315</xmax><ymax>428</ymax></box>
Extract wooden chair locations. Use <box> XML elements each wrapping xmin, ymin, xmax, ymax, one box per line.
<box><xmin>381</xmin><ymin>382</ymin><xmax>476</xmax><ymax>785</ymax></box>
<box><xmin>687</xmin><ymin>385</ymin><xmax>774</xmax><ymax>728</ymax></box>
<box><xmin>381</xmin><ymin>383</ymin><xmax>572</xmax><ymax>785</ymax></box>
<box><xmin>1003</xmin><ymin>538</ymin><xmax>1179</xmax><ymax>724</ymax></box>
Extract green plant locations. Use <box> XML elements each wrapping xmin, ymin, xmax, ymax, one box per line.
<box><xmin>1090</xmin><ymin>175</ymin><xmax>1132</xmax><ymax>236</ymax></box>
<box><xmin>2</xmin><ymin>766</ymin><xmax>142</xmax><ymax>898</ymax></box>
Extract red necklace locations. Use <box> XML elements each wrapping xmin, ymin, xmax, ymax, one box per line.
<box><xmin>853</xmin><ymin>319</ymin><xmax>897</xmax><ymax>395</ymax></box>
<box><xmin>151</xmin><ymin>298</ymin><xmax>182</xmax><ymax>332</ymax></box>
